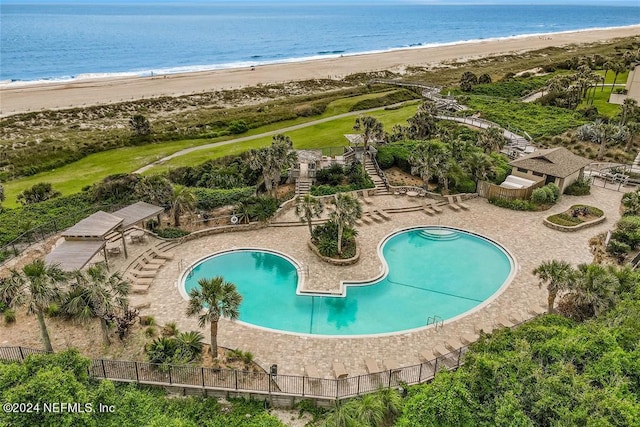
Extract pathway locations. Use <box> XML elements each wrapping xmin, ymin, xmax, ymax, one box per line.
<box><xmin>133</xmin><ymin>101</ymin><xmax>414</xmax><ymax>174</ymax></box>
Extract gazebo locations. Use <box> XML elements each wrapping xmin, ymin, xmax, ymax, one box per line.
<box><xmin>44</xmin><ymin>201</ymin><xmax>164</xmax><ymax>272</ymax></box>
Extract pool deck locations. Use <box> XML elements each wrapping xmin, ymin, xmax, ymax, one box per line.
<box><xmin>128</xmin><ymin>187</ymin><xmax>623</xmax><ymax>378</ymax></box>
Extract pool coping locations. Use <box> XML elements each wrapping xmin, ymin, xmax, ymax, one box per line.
<box><xmin>177</xmin><ymin>225</ymin><xmax>518</xmax><ymax>339</ymax></box>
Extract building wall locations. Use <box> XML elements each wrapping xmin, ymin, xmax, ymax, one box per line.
<box><xmin>558</xmin><ymin>169</ymin><xmax>583</xmax><ymax>193</ymax></box>
<box><xmin>610</xmin><ymin>63</ymin><xmax>639</xmax><ymax>105</ymax></box>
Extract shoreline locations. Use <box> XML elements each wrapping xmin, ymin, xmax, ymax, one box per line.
<box><xmin>1</xmin><ymin>25</ymin><xmax>639</xmax><ymax>116</ymax></box>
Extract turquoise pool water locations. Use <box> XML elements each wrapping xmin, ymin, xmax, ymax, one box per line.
<box><xmin>182</xmin><ymin>227</ymin><xmax>514</xmax><ymax>336</ymax></box>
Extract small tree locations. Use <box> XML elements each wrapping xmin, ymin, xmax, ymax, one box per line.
<box><xmin>17</xmin><ymin>182</ymin><xmax>61</xmax><ymax>205</ymax></box>
<box><xmin>129</xmin><ymin>114</ymin><xmax>151</xmax><ymax>137</ymax></box>
<box><xmin>185</xmin><ymin>276</ymin><xmax>242</xmax><ymax>356</ymax></box>
<box><xmin>477</xmin><ymin>127</ymin><xmax>506</xmax><ymax>154</ymax></box>
<box><xmin>295</xmin><ymin>194</ymin><xmax>323</xmax><ymax>237</ymax></box>
<box><xmin>134</xmin><ymin>175</ymin><xmax>173</xmax><ymax>207</ymax></box>
<box><xmin>248</xmin><ymin>135</ymin><xmax>298</xmax><ymax>199</ymax></box>
<box><xmin>478</xmin><ymin>73</ymin><xmax>492</xmax><ymax>84</ymax></box>
<box><xmin>353</xmin><ymin>115</ymin><xmax>385</xmax><ymax>151</ymax></box>
<box><xmin>459</xmin><ymin>71</ymin><xmax>478</xmax><ymax>92</ymax></box>
<box><xmin>533</xmin><ymin>260</ymin><xmax>574</xmax><ymax>314</ymax></box>
<box><xmin>330</xmin><ymin>193</ymin><xmax>362</xmax><ymax>255</ymax></box>
<box><xmin>169</xmin><ymin>185</ymin><xmax>196</xmax><ymax>227</ymax></box>
<box><xmin>1</xmin><ymin>260</ymin><xmax>67</xmax><ymax>351</ymax></box>
<box><xmin>62</xmin><ymin>265</ymin><xmax>130</xmax><ymax>346</ymax></box>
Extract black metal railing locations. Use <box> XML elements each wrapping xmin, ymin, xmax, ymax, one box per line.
<box><xmin>0</xmin><ymin>345</ymin><xmax>468</xmax><ymax>400</ymax></box>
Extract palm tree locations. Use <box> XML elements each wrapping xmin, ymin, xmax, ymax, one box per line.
<box><xmin>570</xmin><ymin>263</ymin><xmax>619</xmax><ymax>317</ymax></box>
<box><xmin>620</xmin><ymin>98</ymin><xmax>638</xmax><ymax>126</ymax></box>
<box><xmin>135</xmin><ymin>175</ymin><xmax>173</xmax><ymax>207</ymax></box>
<box><xmin>406</xmin><ymin>101</ymin><xmax>439</xmax><ymax>140</ymax></box>
<box><xmin>464</xmin><ymin>152</ymin><xmax>495</xmax><ymax>191</ymax></box>
<box><xmin>295</xmin><ymin>195</ymin><xmax>323</xmax><ymax>236</ymax></box>
<box><xmin>185</xmin><ymin>276</ymin><xmax>242</xmax><ymax>357</ymax></box>
<box><xmin>169</xmin><ymin>185</ymin><xmax>196</xmax><ymax>227</ymax></box>
<box><xmin>1</xmin><ymin>260</ymin><xmax>67</xmax><ymax>352</ymax></box>
<box><xmin>601</xmin><ymin>60</ymin><xmax>613</xmax><ymax>91</ymax></box>
<box><xmin>408</xmin><ymin>140</ymin><xmax>447</xmax><ymax>187</ymax></box>
<box><xmin>532</xmin><ymin>260</ymin><xmax>574</xmax><ymax>314</ymax></box>
<box><xmin>248</xmin><ymin>135</ymin><xmax>298</xmax><ymax>199</ymax></box>
<box><xmin>622</xmin><ymin>190</ymin><xmax>640</xmax><ymax>216</ymax></box>
<box><xmin>353</xmin><ymin>115</ymin><xmax>384</xmax><ymax>152</ymax></box>
<box><xmin>330</xmin><ymin>193</ymin><xmax>362</xmax><ymax>255</ymax></box>
<box><xmin>577</xmin><ymin>119</ymin><xmax>618</xmax><ymax>161</ymax></box>
<box><xmin>476</xmin><ymin>127</ymin><xmax>506</xmax><ymax>154</ymax></box>
<box><xmin>609</xmin><ymin>61</ymin><xmax>626</xmax><ymax>95</ymax></box>
<box><xmin>62</xmin><ymin>265</ymin><xmax>130</xmax><ymax>346</ymax></box>
<box><xmin>0</xmin><ymin>183</ymin><xmax>5</xmax><ymax>204</ymax></box>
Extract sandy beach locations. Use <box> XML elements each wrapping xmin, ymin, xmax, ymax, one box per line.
<box><xmin>1</xmin><ymin>26</ymin><xmax>639</xmax><ymax>116</ymax></box>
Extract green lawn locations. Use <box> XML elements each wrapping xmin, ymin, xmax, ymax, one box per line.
<box><xmin>579</xmin><ymin>89</ymin><xmax>623</xmax><ymax>117</ymax></box>
<box><xmin>147</xmin><ymin>103</ymin><xmax>420</xmax><ymax>172</ymax></box>
<box><xmin>2</xmin><ymin>98</ymin><xmax>418</xmax><ymax>208</ymax></box>
<box><xmin>595</xmin><ymin>70</ymin><xmax>629</xmax><ymax>85</ymax></box>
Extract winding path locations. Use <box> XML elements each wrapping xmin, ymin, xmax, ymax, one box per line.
<box><xmin>134</xmin><ymin>102</ymin><xmax>413</xmax><ymax>174</ymax></box>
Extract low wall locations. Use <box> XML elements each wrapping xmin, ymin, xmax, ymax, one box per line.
<box><xmin>307</xmin><ymin>240</ymin><xmax>360</xmax><ymax>266</ymax></box>
<box><xmin>543</xmin><ymin>215</ymin><xmax>606</xmax><ymax>232</ymax></box>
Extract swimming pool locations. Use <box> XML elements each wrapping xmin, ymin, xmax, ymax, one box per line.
<box><xmin>181</xmin><ymin>226</ymin><xmax>515</xmax><ymax>336</ymax></box>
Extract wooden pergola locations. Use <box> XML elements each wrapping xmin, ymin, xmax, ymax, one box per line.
<box><xmin>45</xmin><ymin>202</ymin><xmax>164</xmax><ymax>272</ymax></box>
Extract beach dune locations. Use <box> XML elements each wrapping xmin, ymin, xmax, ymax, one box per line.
<box><xmin>1</xmin><ymin>26</ymin><xmax>639</xmax><ymax>116</ymax></box>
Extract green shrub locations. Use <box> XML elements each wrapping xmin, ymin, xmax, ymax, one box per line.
<box><xmin>3</xmin><ymin>309</ymin><xmax>16</xmax><ymax>324</ymax></box>
<box><xmin>45</xmin><ymin>303</ymin><xmax>61</xmax><ymax>318</ymax></box>
<box><xmin>349</xmin><ymin>89</ymin><xmax>419</xmax><ymax>111</ymax></box>
<box><xmin>311</xmin><ymin>221</ymin><xmax>357</xmax><ymax>259</ymax></box>
<box><xmin>531</xmin><ymin>188</ymin><xmax>548</xmax><ymax>204</ymax></box>
<box><xmin>154</xmin><ymin>227</ymin><xmax>189</xmax><ymax>239</ymax></box>
<box><xmin>192</xmin><ymin>187</ymin><xmax>256</xmax><ymax>210</ymax></box>
<box><xmin>246</xmin><ymin>196</ymin><xmax>278</xmax><ymax>222</ymax></box>
<box><xmin>455</xmin><ymin>178</ymin><xmax>477</xmax><ymax>194</ymax></box>
<box><xmin>546</xmin><ymin>183</ymin><xmax>560</xmax><ymax>202</ymax></box>
<box><xmin>543</xmin><ymin>185</ymin><xmax>556</xmax><ymax>203</ymax></box>
<box><xmin>145</xmin><ymin>327</ymin><xmax>157</xmax><ymax>338</ymax></box>
<box><xmin>227</xmin><ymin>120</ymin><xmax>248</xmax><ymax>134</ymax></box>
<box><xmin>489</xmin><ymin>197</ymin><xmax>536</xmax><ymax>211</ymax></box>
<box><xmin>376</xmin><ymin>149</ymin><xmax>395</xmax><ymax>169</ymax></box>
<box><xmin>564</xmin><ymin>178</ymin><xmax>591</xmax><ymax>196</ymax></box>
<box><xmin>606</xmin><ymin>239</ymin><xmax>631</xmax><ymax>260</ymax></box>
<box><xmin>547</xmin><ymin>213</ymin><xmax>582</xmax><ymax>226</ymax></box>
<box><xmin>140</xmin><ymin>315</ymin><xmax>156</xmax><ymax>326</ymax></box>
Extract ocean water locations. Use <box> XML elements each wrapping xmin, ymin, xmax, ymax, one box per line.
<box><xmin>1</xmin><ymin>2</ymin><xmax>639</xmax><ymax>84</ymax></box>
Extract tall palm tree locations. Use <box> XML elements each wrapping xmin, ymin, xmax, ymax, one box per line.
<box><xmin>464</xmin><ymin>152</ymin><xmax>495</xmax><ymax>191</ymax></box>
<box><xmin>1</xmin><ymin>260</ymin><xmax>67</xmax><ymax>352</ymax></box>
<box><xmin>248</xmin><ymin>135</ymin><xmax>298</xmax><ymax>199</ymax></box>
<box><xmin>353</xmin><ymin>115</ymin><xmax>385</xmax><ymax>152</ymax></box>
<box><xmin>62</xmin><ymin>265</ymin><xmax>130</xmax><ymax>346</ymax></box>
<box><xmin>609</xmin><ymin>61</ymin><xmax>626</xmax><ymax>95</ymax></box>
<box><xmin>601</xmin><ymin>60</ymin><xmax>613</xmax><ymax>91</ymax></box>
<box><xmin>169</xmin><ymin>185</ymin><xmax>196</xmax><ymax>227</ymax></box>
<box><xmin>477</xmin><ymin>127</ymin><xmax>506</xmax><ymax>154</ymax></box>
<box><xmin>408</xmin><ymin>140</ymin><xmax>447</xmax><ymax>187</ymax></box>
<box><xmin>330</xmin><ymin>193</ymin><xmax>362</xmax><ymax>255</ymax></box>
<box><xmin>532</xmin><ymin>260</ymin><xmax>574</xmax><ymax>314</ymax></box>
<box><xmin>620</xmin><ymin>98</ymin><xmax>638</xmax><ymax>126</ymax></box>
<box><xmin>294</xmin><ymin>195</ymin><xmax>323</xmax><ymax>236</ymax></box>
<box><xmin>406</xmin><ymin>101</ymin><xmax>439</xmax><ymax>140</ymax></box>
<box><xmin>570</xmin><ymin>263</ymin><xmax>619</xmax><ymax>317</ymax></box>
<box><xmin>186</xmin><ymin>276</ymin><xmax>242</xmax><ymax>357</ymax></box>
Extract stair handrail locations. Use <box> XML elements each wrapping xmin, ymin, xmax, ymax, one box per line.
<box><xmin>366</xmin><ymin>150</ymin><xmax>390</xmax><ymax>189</ymax></box>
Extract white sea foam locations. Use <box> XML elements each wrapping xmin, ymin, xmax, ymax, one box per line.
<box><xmin>2</xmin><ymin>24</ymin><xmax>638</xmax><ymax>89</ymax></box>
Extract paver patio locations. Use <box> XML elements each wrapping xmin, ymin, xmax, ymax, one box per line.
<box><xmin>127</xmin><ymin>186</ymin><xmax>625</xmax><ymax>378</ymax></box>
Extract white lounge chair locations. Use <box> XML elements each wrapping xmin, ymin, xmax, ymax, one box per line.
<box><xmin>333</xmin><ymin>362</ymin><xmax>348</xmax><ymax>379</ymax></box>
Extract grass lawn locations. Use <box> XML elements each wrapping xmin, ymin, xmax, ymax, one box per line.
<box><xmin>2</xmin><ymin>99</ymin><xmax>418</xmax><ymax>208</ymax></box>
<box><xmin>579</xmin><ymin>89</ymin><xmax>623</xmax><ymax>117</ymax></box>
<box><xmin>595</xmin><ymin>70</ymin><xmax>629</xmax><ymax>85</ymax></box>
<box><xmin>147</xmin><ymin>103</ymin><xmax>419</xmax><ymax>172</ymax></box>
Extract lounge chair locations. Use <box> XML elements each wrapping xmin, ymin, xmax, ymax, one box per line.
<box><xmin>425</xmin><ymin>200</ymin><xmax>443</xmax><ymax>213</ymax></box>
<box><xmin>361</xmin><ymin>193</ymin><xmax>373</xmax><ymax>205</ymax></box>
<box><xmin>460</xmin><ymin>333</ymin><xmax>477</xmax><ymax>345</ymax></box>
<box><xmin>494</xmin><ymin>316</ymin><xmax>515</xmax><ymax>328</ymax></box>
<box><xmin>129</xmin><ymin>269</ymin><xmax>157</xmax><ymax>278</ymax></box>
<box><xmin>446</xmin><ymin>195</ymin><xmax>461</xmax><ymax>211</ymax></box>
<box><xmin>445</xmin><ymin>338</ymin><xmax>463</xmax><ymax>352</ymax></box>
<box><xmin>423</xmin><ymin>207</ymin><xmax>435</xmax><ymax>216</ymax></box>
<box><xmin>125</xmin><ymin>274</ymin><xmax>153</xmax><ymax>287</ymax></box>
<box><xmin>433</xmin><ymin>345</ymin><xmax>449</xmax><ymax>358</ymax></box>
<box><xmin>142</xmin><ymin>255</ymin><xmax>165</xmax><ymax>266</ymax></box>
<box><xmin>455</xmin><ymin>195</ymin><xmax>471</xmax><ymax>210</ymax></box>
<box><xmin>420</xmin><ymin>350</ymin><xmax>436</xmax><ymax>364</ymax></box>
<box><xmin>304</xmin><ymin>365</ymin><xmax>321</xmax><ymax>380</ymax></box>
<box><xmin>528</xmin><ymin>304</ymin><xmax>547</xmax><ymax>316</ymax></box>
<box><xmin>365</xmin><ymin>358</ymin><xmax>382</xmax><ymax>374</ymax></box>
<box><xmin>384</xmin><ymin>359</ymin><xmax>401</xmax><ymax>374</ymax></box>
<box><xmin>355</xmin><ymin>219</ymin><xmax>364</xmax><ymax>226</ymax></box>
<box><xmin>150</xmin><ymin>248</ymin><xmax>174</xmax><ymax>260</ymax></box>
<box><xmin>333</xmin><ymin>362</ymin><xmax>348</xmax><ymax>379</ymax></box>
<box><xmin>368</xmin><ymin>212</ymin><xmax>384</xmax><ymax>223</ymax></box>
<box><xmin>138</xmin><ymin>263</ymin><xmax>161</xmax><ymax>272</ymax></box>
<box><xmin>360</xmin><ymin>216</ymin><xmax>372</xmax><ymax>225</ymax></box>
<box><xmin>374</xmin><ymin>210</ymin><xmax>391</xmax><ymax>221</ymax></box>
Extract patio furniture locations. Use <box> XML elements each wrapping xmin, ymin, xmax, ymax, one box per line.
<box><xmin>406</xmin><ymin>190</ymin><xmax>419</xmax><ymax>197</ymax></box>
<box><xmin>333</xmin><ymin>362</ymin><xmax>349</xmax><ymax>379</ymax></box>
<box><xmin>433</xmin><ymin>345</ymin><xmax>449</xmax><ymax>358</ymax></box>
<box><xmin>150</xmin><ymin>248</ymin><xmax>174</xmax><ymax>260</ymax></box>
<box><xmin>454</xmin><ymin>195</ymin><xmax>470</xmax><ymax>210</ymax></box>
<box><xmin>446</xmin><ymin>195</ymin><xmax>461</xmax><ymax>211</ymax></box>
<box><xmin>494</xmin><ymin>316</ymin><xmax>515</xmax><ymax>328</ymax></box>
<box><xmin>130</xmin><ymin>230</ymin><xmax>145</xmax><ymax>243</ymax></box>
<box><xmin>375</xmin><ymin>210</ymin><xmax>391</xmax><ymax>220</ymax></box>
<box><xmin>420</xmin><ymin>350</ymin><xmax>436</xmax><ymax>364</ymax></box>
<box><xmin>384</xmin><ymin>359</ymin><xmax>401</xmax><ymax>374</ymax></box>
<box><xmin>423</xmin><ymin>207</ymin><xmax>435</xmax><ymax>216</ymax></box>
<box><xmin>106</xmin><ymin>242</ymin><xmax>121</xmax><ymax>256</ymax></box>
<box><xmin>129</xmin><ymin>269</ymin><xmax>157</xmax><ymax>278</ymax></box>
<box><xmin>445</xmin><ymin>338</ymin><xmax>463</xmax><ymax>352</ymax></box>
<box><xmin>304</xmin><ymin>365</ymin><xmax>321</xmax><ymax>380</ymax></box>
<box><xmin>365</xmin><ymin>358</ymin><xmax>382</xmax><ymax>374</ymax></box>
<box><xmin>460</xmin><ymin>333</ymin><xmax>477</xmax><ymax>345</ymax></box>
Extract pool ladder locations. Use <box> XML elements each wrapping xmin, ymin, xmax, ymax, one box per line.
<box><xmin>178</xmin><ymin>259</ymin><xmax>195</xmax><ymax>278</ymax></box>
<box><xmin>426</xmin><ymin>315</ymin><xmax>444</xmax><ymax>330</ymax></box>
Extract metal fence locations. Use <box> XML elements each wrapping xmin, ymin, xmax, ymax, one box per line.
<box><xmin>0</xmin><ymin>345</ymin><xmax>467</xmax><ymax>400</ymax></box>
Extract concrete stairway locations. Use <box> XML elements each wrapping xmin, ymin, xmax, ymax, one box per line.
<box><xmin>363</xmin><ymin>157</ymin><xmax>391</xmax><ymax>195</ymax></box>
<box><xmin>295</xmin><ymin>178</ymin><xmax>312</xmax><ymax>196</ymax></box>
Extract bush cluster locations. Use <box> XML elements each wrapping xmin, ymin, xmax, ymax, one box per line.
<box><xmin>311</xmin><ymin>163</ymin><xmax>373</xmax><ymax>196</ymax></box>
<box><xmin>153</xmin><ymin>227</ymin><xmax>190</xmax><ymax>239</ymax></box>
<box><xmin>489</xmin><ymin>197</ymin><xmax>537</xmax><ymax>211</ymax></box>
<box><xmin>349</xmin><ymin>89</ymin><xmax>419</xmax><ymax>111</ymax></box>
<box><xmin>145</xmin><ymin>331</ymin><xmax>205</xmax><ymax>367</ymax></box>
<box><xmin>311</xmin><ymin>221</ymin><xmax>357</xmax><ymax>259</ymax></box>
<box><xmin>192</xmin><ymin>187</ymin><xmax>256</xmax><ymax>210</ymax></box>
<box><xmin>531</xmin><ymin>183</ymin><xmax>560</xmax><ymax>205</ymax></box>
<box><xmin>564</xmin><ymin>177</ymin><xmax>592</xmax><ymax>196</ymax></box>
